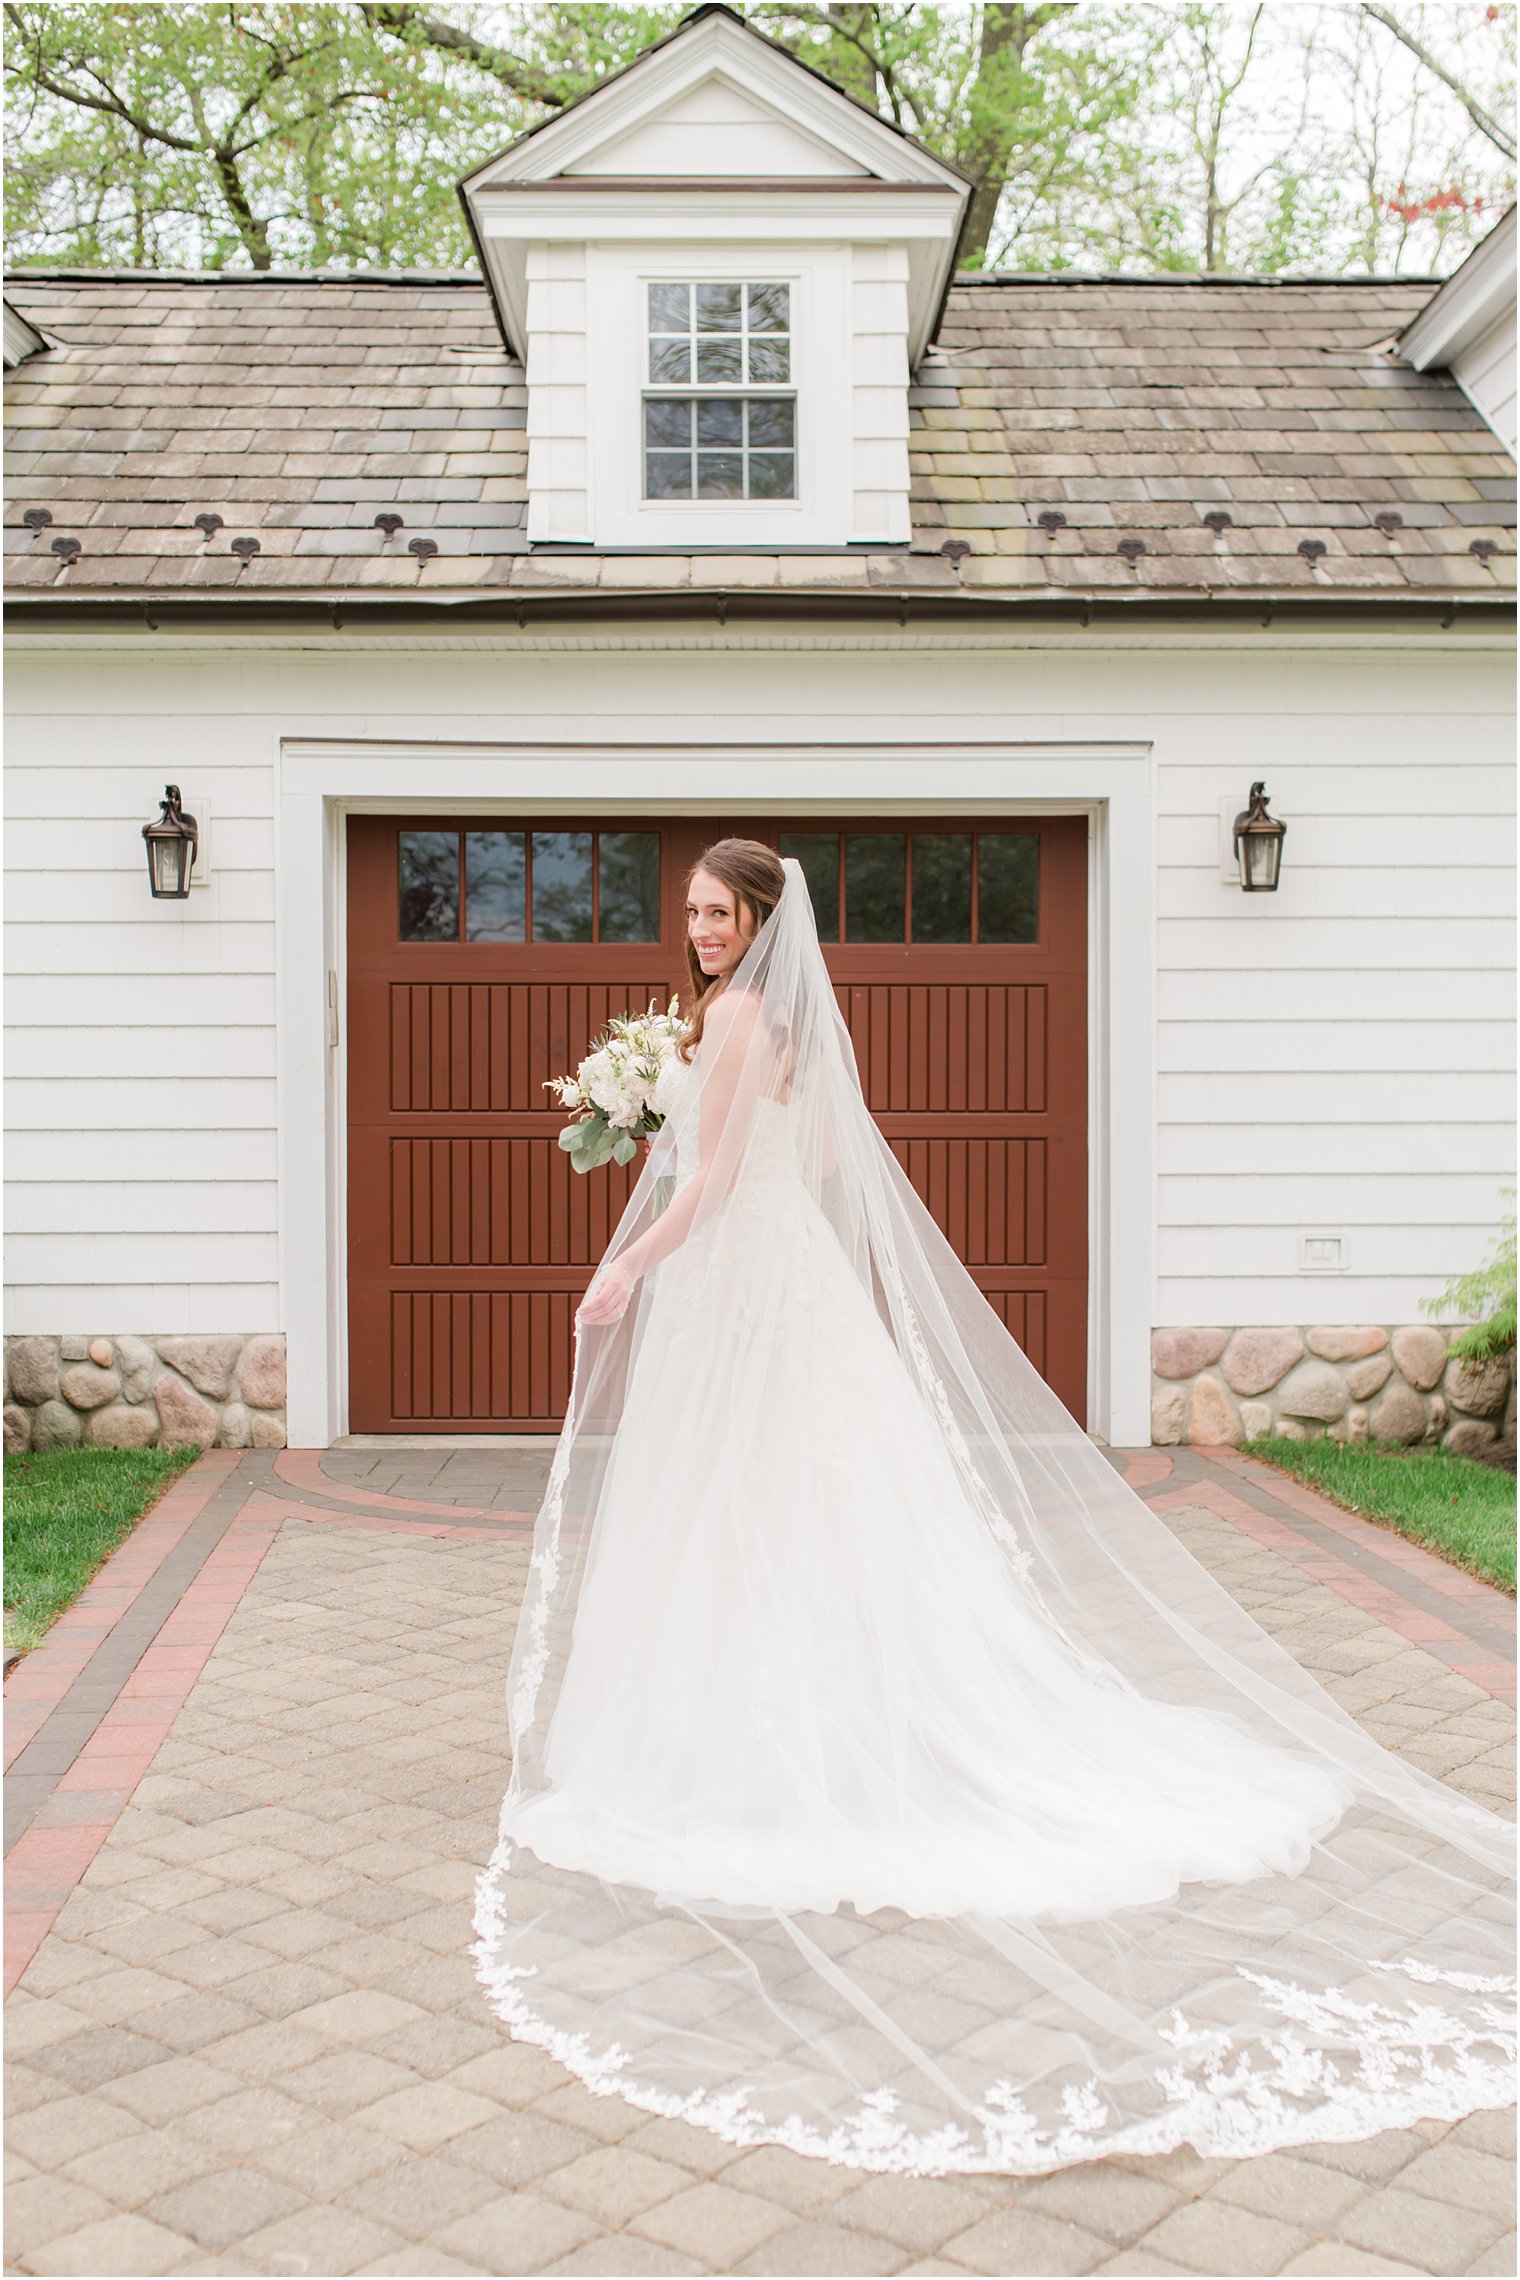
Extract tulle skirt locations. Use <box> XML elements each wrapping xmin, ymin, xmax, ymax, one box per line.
<box><xmin>476</xmin><ymin>1169</ymin><xmax>1516</xmax><ymax>2176</ymax></box>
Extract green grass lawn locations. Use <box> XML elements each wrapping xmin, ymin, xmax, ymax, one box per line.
<box><xmin>1242</xmin><ymin>1436</ymin><xmax>1516</xmax><ymax>1596</ymax></box>
<box><xmin>4</xmin><ymin>1445</ymin><xmax>201</xmax><ymax>1655</ymax></box>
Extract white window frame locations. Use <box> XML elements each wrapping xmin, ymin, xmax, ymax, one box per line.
<box><xmin>585</xmin><ymin>242</ymin><xmax>852</xmax><ymax>549</ymax></box>
<box><xmin>641</xmin><ymin>278</ymin><xmax>798</xmax><ymax>507</ymax></box>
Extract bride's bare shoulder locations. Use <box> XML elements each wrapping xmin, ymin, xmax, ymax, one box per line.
<box><xmin>702</xmin><ymin>988</ymin><xmax>761</xmax><ymax>1039</ymax></box>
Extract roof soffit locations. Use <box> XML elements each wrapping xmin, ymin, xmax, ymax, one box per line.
<box><xmin>3</xmin><ymin>298</ymin><xmax>46</xmax><ymax>368</ymax></box>
<box><xmin>1398</xmin><ymin>205</ymin><xmax>1517</xmax><ymax>373</ymax></box>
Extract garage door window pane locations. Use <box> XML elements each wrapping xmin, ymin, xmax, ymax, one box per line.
<box><xmin>846</xmin><ymin>834</ymin><xmax>906</xmax><ymax>943</ymax></box>
<box><xmin>978</xmin><ymin>833</ymin><xmax>1039</xmax><ymax>943</ymax></box>
<box><xmin>912</xmin><ymin>834</ymin><xmax>971</xmax><ymax>942</ymax></box>
<box><xmin>399</xmin><ymin>831</ymin><xmax>459</xmax><ymax>941</ymax></box>
<box><xmin>464</xmin><ymin>832</ymin><xmax>526</xmax><ymax>941</ymax></box>
<box><xmin>599</xmin><ymin>832</ymin><xmax>660</xmax><ymax>942</ymax></box>
<box><xmin>532</xmin><ymin>832</ymin><xmax>594</xmax><ymax>942</ymax></box>
<box><xmin>780</xmin><ymin>832</ymin><xmax>839</xmax><ymax>938</ymax></box>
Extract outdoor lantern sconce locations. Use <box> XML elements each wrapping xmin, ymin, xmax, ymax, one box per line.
<box><xmin>1231</xmin><ymin>780</ymin><xmax>1287</xmax><ymax>892</ymax></box>
<box><xmin>142</xmin><ymin>784</ymin><xmax>199</xmax><ymax>899</ymax></box>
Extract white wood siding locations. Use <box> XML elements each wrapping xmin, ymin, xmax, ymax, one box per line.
<box><xmin>1453</xmin><ymin>307</ymin><xmax>1518</xmax><ymax>457</ymax></box>
<box><xmin>524</xmin><ymin>244</ymin><xmax>590</xmax><ymax>543</ymax></box>
<box><xmin>5</xmin><ymin>631</ymin><xmax>1513</xmax><ymax>1361</ymax></box>
<box><xmin>851</xmin><ymin>243</ymin><xmax>911</xmax><ymax>543</ymax></box>
<box><xmin>4</xmin><ymin>682</ymin><xmax>278</xmax><ymax>1336</ymax></box>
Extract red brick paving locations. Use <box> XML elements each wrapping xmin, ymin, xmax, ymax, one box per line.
<box><xmin>2</xmin><ymin>1449</ymin><xmax>242</xmax><ymax>1774</ymax></box>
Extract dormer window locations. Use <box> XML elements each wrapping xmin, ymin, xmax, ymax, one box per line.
<box><xmin>460</xmin><ymin>2</ymin><xmax>969</xmax><ymax>548</ymax></box>
<box><xmin>644</xmin><ymin>281</ymin><xmax>796</xmax><ymax>502</ymax></box>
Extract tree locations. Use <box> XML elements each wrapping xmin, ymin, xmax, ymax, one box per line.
<box><xmin>2</xmin><ymin>1</ymin><xmax>677</xmax><ymax>270</ymax></box>
<box><xmin>751</xmin><ymin>3</ymin><xmax>1142</xmax><ymax>270</ymax></box>
<box><xmin>3</xmin><ymin>2</ymin><xmax>1514</xmax><ymax>277</ymax></box>
<box><xmin>1361</xmin><ymin>1</ymin><xmax>1515</xmax><ymax>162</ymax></box>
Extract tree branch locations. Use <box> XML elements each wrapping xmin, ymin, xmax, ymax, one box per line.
<box><xmin>1360</xmin><ymin>3</ymin><xmax>1515</xmax><ymax>162</ymax></box>
<box><xmin>2</xmin><ymin>3</ymin><xmax>202</xmax><ymax>152</ymax></box>
<box><xmin>357</xmin><ymin>1</ymin><xmax>564</xmax><ymax>107</ymax></box>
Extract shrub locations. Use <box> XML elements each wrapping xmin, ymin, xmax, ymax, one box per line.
<box><xmin>1420</xmin><ymin>1189</ymin><xmax>1517</xmax><ymax>1368</ymax></box>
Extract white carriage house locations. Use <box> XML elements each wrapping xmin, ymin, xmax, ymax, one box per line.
<box><xmin>3</xmin><ymin>3</ymin><xmax>1516</xmax><ymax>1455</ymax></box>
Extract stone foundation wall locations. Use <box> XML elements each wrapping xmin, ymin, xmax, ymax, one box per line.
<box><xmin>1152</xmin><ymin>1324</ymin><xmax>1516</xmax><ymax>1451</ymax></box>
<box><xmin>4</xmin><ymin>1334</ymin><xmax>287</xmax><ymax>1454</ymax></box>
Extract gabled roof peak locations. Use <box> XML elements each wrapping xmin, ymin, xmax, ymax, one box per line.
<box><xmin>459</xmin><ymin>2</ymin><xmax>968</xmax><ymax>361</ymax></box>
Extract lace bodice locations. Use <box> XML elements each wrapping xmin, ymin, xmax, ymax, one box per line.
<box><xmin>650</xmin><ymin>1047</ymin><xmax>801</xmax><ymax>1198</ymax></box>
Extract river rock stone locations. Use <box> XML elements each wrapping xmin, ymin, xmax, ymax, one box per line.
<box><xmin>1239</xmin><ymin>1400</ymin><xmax>1273</xmax><ymax>1439</ymax></box>
<box><xmin>1151</xmin><ymin>1327</ymin><xmax>1229</xmax><ymax>1380</ymax></box>
<box><xmin>152</xmin><ymin>1335</ymin><xmax>243</xmax><ymax>1402</ymax></box>
<box><xmin>155</xmin><ymin>1374</ymin><xmax>217</xmax><ymax>1449</ymax></box>
<box><xmin>239</xmin><ymin>1336</ymin><xmax>286</xmax><ymax>1411</ymax></box>
<box><xmin>4</xmin><ymin>1404</ymin><xmax>30</xmax><ymax>1454</ymax></box>
<box><xmin>1445</xmin><ymin>1417</ymin><xmax>1497</xmax><ymax>1457</ymax></box>
<box><xmin>87</xmin><ymin>1338</ymin><xmax>113</xmax><ymax>1368</ymax></box>
<box><xmin>60</xmin><ymin>1363</ymin><xmax>121</xmax><ymax>1412</ymax></box>
<box><xmin>1221</xmin><ymin>1327</ymin><xmax>1303</xmax><ymax>1397</ymax></box>
<box><xmin>1345</xmin><ymin>1354</ymin><xmax>1393</xmax><ymax>1401</ymax></box>
<box><xmin>1307</xmin><ymin>1325</ymin><xmax>1388</xmax><ymax>1362</ymax></box>
<box><xmin>1188</xmin><ymin>1375</ymin><xmax>1241</xmax><ymax>1447</ymax></box>
<box><xmin>87</xmin><ymin>1403</ymin><xmax>158</xmax><ymax>1450</ymax></box>
<box><xmin>59</xmin><ymin>1337</ymin><xmax>88</xmax><ymax>1362</ymax></box>
<box><xmin>1275</xmin><ymin>1360</ymin><xmax>1348</xmax><ymax>1423</ymax></box>
<box><xmin>1151</xmin><ymin>1387</ymin><xmax>1185</xmax><ymax>1444</ymax></box>
<box><xmin>6</xmin><ymin>1338</ymin><xmax>59</xmax><ymax>1406</ymax></box>
<box><xmin>1368</xmin><ymin>1380</ymin><xmax>1427</xmax><ymax>1445</ymax></box>
<box><xmin>1346</xmin><ymin>1407</ymin><xmax>1369</xmax><ymax>1443</ymax></box>
<box><xmin>1444</xmin><ymin>1356</ymin><xmax>1510</xmax><ymax>1418</ymax></box>
<box><xmin>116</xmin><ymin>1336</ymin><xmax>157</xmax><ymax>1404</ymax></box>
<box><xmin>250</xmin><ymin>1411</ymin><xmax>287</xmax><ymax>1449</ymax></box>
<box><xmin>31</xmin><ymin>1398</ymin><xmax>82</xmax><ymax>1451</ymax></box>
<box><xmin>1277</xmin><ymin>1416</ymin><xmax>1307</xmax><ymax>1440</ymax></box>
<box><xmin>1390</xmin><ymin>1325</ymin><xmax>1450</xmax><ymax>1391</ymax></box>
<box><xmin>218</xmin><ymin>1401</ymin><xmax>252</xmax><ymax>1450</ymax></box>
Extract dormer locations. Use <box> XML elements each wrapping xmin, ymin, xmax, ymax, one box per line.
<box><xmin>460</xmin><ymin>3</ymin><xmax>969</xmax><ymax>548</ymax></box>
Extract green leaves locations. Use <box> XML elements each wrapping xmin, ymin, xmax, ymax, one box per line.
<box><xmin>2</xmin><ymin>1</ymin><xmax>685</xmax><ymax>270</ymax></box>
<box><xmin>559</xmin><ymin>1113</ymin><xmax>623</xmax><ymax>1174</ymax></box>
<box><xmin>1420</xmin><ymin>1190</ymin><xmax>1518</xmax><ymax>1368</ymax></box>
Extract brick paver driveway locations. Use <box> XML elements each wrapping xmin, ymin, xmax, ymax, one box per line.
<box><xmin>5</xmin><ymin>1443</ymin><xmax>1515</xmax><ymax>2278</ymax></box>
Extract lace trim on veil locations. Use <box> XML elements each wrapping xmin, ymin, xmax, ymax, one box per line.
<box><xmin>472</xmin><ymin>1848</ymin><xmax>1516</xmax><ymax>2176</ymax></box>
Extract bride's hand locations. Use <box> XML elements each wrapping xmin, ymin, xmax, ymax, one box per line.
<box><xmin>577</xmin><ymin>1262</ymin><xmax>635</xmax><ymax>1326</ymax></box>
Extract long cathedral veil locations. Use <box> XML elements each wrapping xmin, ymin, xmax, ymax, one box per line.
<box><xmin>473</xmin><ymin>856</ymin><xmax>1515</xmax><ymax>2176</ymax></box>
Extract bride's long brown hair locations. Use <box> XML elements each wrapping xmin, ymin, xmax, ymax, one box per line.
<box><xmin>677</xmin><ymin>838</ymin><xmax>786</xmax><ymax>1062</ymax></box>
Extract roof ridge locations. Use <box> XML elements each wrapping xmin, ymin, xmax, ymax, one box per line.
<box><xmin>3</xmin><ymin>267</ymin><xmax>483</xmax><ymax>287</ymax></box>
<box><xmin>964</xmin><ymin>269</ymin><xmax>1444</xmax><ymax>289</ymax></box>
<box><xmin>4</xmin><ymin>264</ymin><xmax>1446</xmax><ymax>291</ymax></box>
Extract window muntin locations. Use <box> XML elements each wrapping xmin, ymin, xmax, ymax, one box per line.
<box><xmin>644</xmin><ymin>280</ymin><xmax>795</xmax><ymax>502</ymax></box>
<box><xmin>398</xmin><ymin>828</ymin><xmax>660</xmax><ymax>944</ymax></box>
<box><xmin>779</xmin><ymin>830</ymin><xmax>1039</xmax><ymax>945</ymax></box>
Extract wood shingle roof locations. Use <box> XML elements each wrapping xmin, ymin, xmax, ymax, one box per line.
<box><xmin>4</xmin><ymin>267</ymin><xmax>1514</xmax><ymax>607</ymax></box>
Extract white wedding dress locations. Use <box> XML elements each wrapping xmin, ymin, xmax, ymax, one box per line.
<box><xmin>506</xmin><ymin>1050</ymin><xmax>1352</xmax><ymax>1922</ymax></box>
<box><xmin>475</xmin><ymin>857</ymin><xmax>1515</xmax><ymax>2178</ymax></box>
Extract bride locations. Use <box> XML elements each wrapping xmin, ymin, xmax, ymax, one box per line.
<box><xmin>474</xmin><ymin>839</ymin><xmax>1515</xmax><ymax>2177</ymax></box>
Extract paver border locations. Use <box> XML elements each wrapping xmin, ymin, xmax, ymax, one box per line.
<box><xmin>5</xmin><ymin>1441</ymin><xmax>1513</xmax><ymax>2003</ymax></box>
<box><xmin>1143</xmin><ymin>1446</ymin><xmax>1515</xmax><ymax>1702</ymax></box>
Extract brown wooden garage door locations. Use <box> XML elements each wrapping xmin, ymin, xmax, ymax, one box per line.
<box><xmin>348</xmin><ymin>815</ymin><xmax>1087</xmax><ymax>1431</ymax></box>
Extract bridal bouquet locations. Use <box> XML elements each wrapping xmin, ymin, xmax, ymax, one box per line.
<box><xmin>547</xmin><ymin>999</ymin><xmax>685</xmax><ymax>1173</ymax></box>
